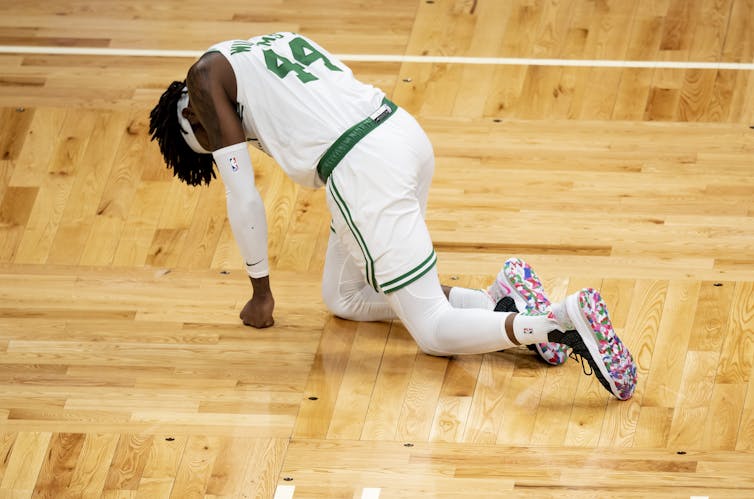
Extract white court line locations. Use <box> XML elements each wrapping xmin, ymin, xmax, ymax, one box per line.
<box><xmin>1</xmin><ymin>45</ymin><xmax>754</xmax><ymax>70</ymax></box>
<box><xmin>361</xmin><ymin>487</ymin><xmax>382</xmax><ymax>499</ymax></box>
<box><xmin>273</xmin><ymin>484</ymin><xmax>295</xmax><ymax>499</ymax></box>
<box><xmin>272</xmin><ymin>484</ymin><xmax>380</xmax><ymax>498</ymax></box>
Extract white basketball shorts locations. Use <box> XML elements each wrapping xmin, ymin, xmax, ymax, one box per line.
<box><xmin>325</xmin><ymin>107</ymin><xmax>436</xmax><ymax>295</ymax></box>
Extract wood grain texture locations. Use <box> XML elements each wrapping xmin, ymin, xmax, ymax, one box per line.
<box><xmin>0</xmin><ymin>0</ymin><xmax>753</xmax><ymax>496</ymax></box>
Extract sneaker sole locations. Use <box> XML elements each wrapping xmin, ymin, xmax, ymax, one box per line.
<box><xmin>502</xmin><ymin>258</ymin><xmax>569</xmax><ymax>366</ymax></box>
<box><xmin>501</xmin><ymin>258</ymin><xmax>550</xmax><ymax>314</ymax></box>
<box><xmin>565</xmin><ymin>288</ymin><xmax>637</xmax><ymax>400</ymax></box>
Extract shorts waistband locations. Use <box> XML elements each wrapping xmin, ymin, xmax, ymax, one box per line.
<box><xmin>317</xmin><ymin>97</ymin><xmax>397</xmax><ymax>183</ymax></box>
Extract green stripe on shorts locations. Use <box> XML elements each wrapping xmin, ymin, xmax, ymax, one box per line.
<box><xmin>328</xmin><ymin>179</ymin><xmax>378</xmax><ymax>292</ymax></box>
<box><xmin>380</xmin><ymin>250</ymin><xmax>437</xmax><ymax>294</ymax></box>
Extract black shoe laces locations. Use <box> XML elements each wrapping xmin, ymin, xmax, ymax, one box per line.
<box><xmin>569</xmin><ymin>351</ymin><xmax>593</xmax><ymax>376</ymax></box>
<box><xmin>551</xmin><ymin>328</ymin><xmax>614</xmax><ymax>395</ymax></box>
<box><xmin>550</xmin><ymin>329</ymin><xmax>598</xmax><ymax>377</ymax></box>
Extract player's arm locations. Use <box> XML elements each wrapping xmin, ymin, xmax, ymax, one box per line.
<box><xmin>186</xmin><ymin>54</ymin><xmax>274</xmax><ymax>328</ymax></box>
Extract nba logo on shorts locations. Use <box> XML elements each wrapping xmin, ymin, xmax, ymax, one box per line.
<box><xmin>230</xmin><ymin>157</ymin><xmax>239</xmax><ymax>172</ymax></box>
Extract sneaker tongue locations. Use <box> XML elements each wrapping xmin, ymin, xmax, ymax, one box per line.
<box><xmin>494</xmin><ymin>296</ymin><xmax>518</xmax><ymax>313</ymax></box>
<box><xmin>551</xmin><ymin>302</ymin><xmax>575</xmax><ymax>330</ymax></box>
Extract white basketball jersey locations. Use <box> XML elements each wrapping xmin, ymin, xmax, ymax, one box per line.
<box><xmin>206</xmin><ymin>32</ymin><xmax>386</xmax><ymax>188</ymax></box>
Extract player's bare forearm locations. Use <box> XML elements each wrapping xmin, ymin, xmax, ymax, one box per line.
<box><xmin>251</xmin><ymin>275</ymin><xmax>272</xmax><ymax>298</ymax></box>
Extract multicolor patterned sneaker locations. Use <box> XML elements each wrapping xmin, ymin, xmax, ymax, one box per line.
<box><xmin>488</xmin><ymin>257</ymin><xmax>570</xmax><ymax>366</ymax></box>
<box><xmin>548</xmin><ymin>288</ymin><xmax>637</xmax><ymax>400</ymax></box>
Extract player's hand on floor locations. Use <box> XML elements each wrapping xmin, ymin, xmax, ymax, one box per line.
<box><xmin>240</xmin><ymin>293</ymin><xmax>275</xmax><ymax>328</ymax></box>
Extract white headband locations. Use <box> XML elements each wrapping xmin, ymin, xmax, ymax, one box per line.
<box><xmin>176</xmin><ymin>88</ymin><xmax>211</xmax><ymax>154</ymax></box>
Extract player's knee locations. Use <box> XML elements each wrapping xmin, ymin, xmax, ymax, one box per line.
<box><xmin>322</xmin><ymin>281</ymin><xmax>347</xmax><ymax>317</ymax></box>
<box><xmin>416</xmin><ymin>343</ymin><xmax>448</xmax><ymax>357</ymax></box>
<box><xmin>327</xmin><ymin>299</ymin><xmax>358</xmax><ymax>321</ymax></box>
<box><xmin>321</xmin><ymin>282</ymin><xmax>361</xmax><ymax>321</ymax></box>
<box><xmin>404</xmin><ymin>323</ymin><xmax>450</xmax><ymax>357</ymax></box>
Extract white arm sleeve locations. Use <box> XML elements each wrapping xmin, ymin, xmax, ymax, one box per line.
<box><xmin>213</xmin><ymin>142</ymin><xmax>270</xmax><ymax>278</ymax></box>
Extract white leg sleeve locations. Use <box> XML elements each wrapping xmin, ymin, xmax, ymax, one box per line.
<box><xmin>385</xmin><ymin>270</ymin><xmax>517</xmax><ymax>356</ymax></box>
<box><xmin>322</xmin><ymin>231</ymin><xmax>397</xmax><ymax>322</ymax></box>
<box><xmin>386</xmin><ymin>270</ymin><xmax>559</xmax><ymax>356</ymax></box>
<box><xmin>448</xmin><ymin>287</ymin><xmax>495</xmax><ymax>310</ymax></box>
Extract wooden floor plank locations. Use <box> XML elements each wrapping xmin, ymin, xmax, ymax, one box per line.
<box><xmin>462</xmin><ymin>353</ymin><xmax>515</xmax><ymax>445</ymax></box>
<box><xmin>292</xmin><ymin>317</ymin><xmax>356</xmax><ymax>439</ymax></box>
<box><xmin>0</xmin><ymin>431</ymin><xmax>52</xmax><ymax>496</ymax></box>
<box><xmin>360</xmin><ymin>324</ymin><xmax>418</xmax><ymax>441</ymax></box>
<box><xmin>280</xmin><ymin>439</ymin><xmax>754</xmax><ymax>497</ymax></box>
<box><xmin>32</xmin><ymin>432</ymin><xmax>86</xmax><ymax>497</ymax></box>
<box><xmin>1</xmin><ymin>0</ymin><xmax>754</xmax><ymax>496</ymax></box>
<box><xmin>326</xmin><ymin>322</ymin><xmax>390</xmax><ymax>441</ymax></box>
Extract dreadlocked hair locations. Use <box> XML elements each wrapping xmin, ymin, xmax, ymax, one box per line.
<box><xmin>149</xmin><ymin>80</ymin><xmax>216</xmax><ymax>186</ymax></box>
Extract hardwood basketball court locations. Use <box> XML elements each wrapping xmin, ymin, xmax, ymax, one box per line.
<box><xmin>1</xmin><ymin>1</ymin><xmax>753</xmax><ymax>497</ymax></box>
